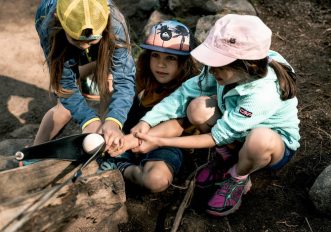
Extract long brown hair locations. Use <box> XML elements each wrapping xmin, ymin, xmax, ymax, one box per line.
<box><xmin>201</xmin><ymin>57</ymin><xmax>297</xmax><ymax>100</ymax></box>
<box><xmin>47</xmin><ymin>9</ymin><xmax>130</xmax><ymax>98</ymax></box>
<box><xmin>230</xmin><ymin>58</ymin><xmax>296</xmax><ymax>100</ymax></box>
<box><xmin>135</xmin><ymin>49</ymin><xmax>200</xmax><ymax>96</ymax></box>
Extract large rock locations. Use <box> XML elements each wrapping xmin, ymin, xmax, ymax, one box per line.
<box><xmin>205</xmin><ymin>0</ymin><xmax>256</xmax><ymax>15</ymax></box>
<box><xmin>192</xmin><ymin>0</ymin><xmax>256</xmax><ymax>43</ymax></box>
<box><xmin>309</xmin><ymin>164</ymin><xmax>331</xmax><ymax>214</ymax></box>
<box><xmin>0</xmin><ymin>139</ymin><xmax>33</xmax><ymax>156</ymax></box>
<box><xmin>143</xmin><ymin>10</ymin><xmax>173</xmax><ymax>37</ymax></box>
<box><xmin>194</xmin><ymin>14</ymin><xmax>226</xmax><ymax>43</ymax></box>
<box><xmin>9</xmin><ymin>124</ymin><xmax>39</xmax><ymax>139</ymax></box>
<box><xmin>169</xmin><ymin>0</ymin><xmax>210</xmax><ymax>14</ymax></box>
<box><xmin>138</xmin><ymin>0</ymin><xmax>158</xmax><ymax>11</ymax></box>
<box><xmin>168</xmin><ymin>0</ymin><xmax>256</xmax><ymax>16</ymax></box>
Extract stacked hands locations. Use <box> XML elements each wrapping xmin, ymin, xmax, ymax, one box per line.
<box><xmin>83</xmin><ymin>120</ymin><xmax>162</xmax><ymax>157</ymax></box>
<box><xmin>106</xmin><ymin>121</ymin><xmax>161</xmax><ymax>157</ymax></box>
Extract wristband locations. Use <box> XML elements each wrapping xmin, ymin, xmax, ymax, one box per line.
<box><xmin>81</xmin><ymin>118</ymin><xmax>101</xmax><ymax>130</ymax></box>
<box><xmin>105</xmin><ymin>117</ymin><xmax>123</xmax><ymax>129</ymax></box>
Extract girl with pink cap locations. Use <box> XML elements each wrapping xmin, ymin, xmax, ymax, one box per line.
<box><xmin>100</xmin><ymin>20</ymin><xmax>200</xmax><ymax>193</ymax></box>
<box><xmin>120</xmin><ymin>14</ymin><xmax>300</xmax><ymax>216</ymax></box>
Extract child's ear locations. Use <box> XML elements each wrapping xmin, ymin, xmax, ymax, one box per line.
<box><xmin>54</xmin><ymin>12</ymin><xmax>58</xmax><ymax>18</ymax></box>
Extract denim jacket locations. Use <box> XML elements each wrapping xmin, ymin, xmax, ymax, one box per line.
<box><xmin>35</xmin><ymin>0</ymin><xmax>136</xmax><ymax>129</ymax></box>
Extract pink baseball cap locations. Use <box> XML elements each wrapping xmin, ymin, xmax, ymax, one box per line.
<box><xmin>191</xmin><ymin>14</ymin><xmax>272</xmax><ymax>67</ymax></box>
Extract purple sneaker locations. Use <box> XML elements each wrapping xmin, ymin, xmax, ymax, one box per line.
<box><xmin>195</xmin><ymin>146</ymin><xmax>233</xmax><ymax>188</ymax></box>
<box><xmin>195</xmin><ymin>162</ymin><xmax>229</xmax><ymax>188</ymax></box>
<box><xmin>206</xmin><ymin>176</ymin><xmax>252</xmax><ymax>216</ymax></box>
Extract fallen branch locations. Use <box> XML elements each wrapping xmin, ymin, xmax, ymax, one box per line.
<box><xmin>275</xmin><ymin>32</ymin><xmax>286</xmax><ymax>41</ymax></box>
<box><xmin>305</xmin><ymin>217</ymin><xmax>314</xmax><ymax>232</ymax></box>
<box><xmin>170</xmin><ymin>177</ymin><xmax>195</xmax><ymax>232</ymax></box>
<box><xmin>276</xmin><ymin>220</ymin><xmax>298</xmax><ymax>228</ymax></box>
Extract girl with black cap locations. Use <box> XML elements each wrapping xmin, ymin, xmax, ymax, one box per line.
<box><xmin>100</xmin><ymin>20</ymin><xmax>200</xmax><ymax>193</ymax></box>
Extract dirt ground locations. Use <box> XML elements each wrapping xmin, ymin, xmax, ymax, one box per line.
<box><xmin>1</xmin><ymin>0</ymin><xmax>330</xmax><ymax>231</ymax></box>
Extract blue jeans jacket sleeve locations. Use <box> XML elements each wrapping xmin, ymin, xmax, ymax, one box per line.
<box><xmin>35</xmin><ymin>0</ymin><xmax>135</xmax><ymax>128</ymax></box>
<box><xmin>59</xmin><ymin>59</ymin><xmax>99</xmax><ymax>126</ymax></box>
<box><xmin>106</xmin><ymin>6</ymin><xmax>136</xmax><ymax>125</ymax></box>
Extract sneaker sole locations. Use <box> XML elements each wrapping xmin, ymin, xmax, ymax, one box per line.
<box><xmin>196</xmin><ymin>183</ymin><xmax>214</xmax><ymax>189</ymax></box>
<box><xmin>206</xmin><ymin>178</ymin><xmax>252</xmax><ymax>217</ymax></box>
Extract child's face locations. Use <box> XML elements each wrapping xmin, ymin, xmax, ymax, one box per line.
<box><xmin>65</xmin><ymin>33</ymin><xmax>101</xmax><ymax>50</ymax></box>
<box><xmin>209</xmin><ymin>66</ymin><xmax>243</xmax><ymax>85</ymax></box>
<box><xmin>150</xmin><ymin>51</ymin><xmax>180</xmax><ymax>84</ymax></box>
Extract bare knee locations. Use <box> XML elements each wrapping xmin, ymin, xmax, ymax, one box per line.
<box><xmin>51</xmin><ymin>103</ymin><xmax>71</xmax><ymax>123</ymax></box>
<box><xmin>186</xmin><ymin>96</ymin><xmax>220</xmax><ymax>133</ymax></box>
<box><xmin>142</xmin><ymin>162</ymin><xmax>172</xmax><ymax>192</ymax></box>
<box><xmin>143</xmin><ymin>173</ymin><xmax>171</xmax><ymax>192</ymax></box>
<box><xmin>242</xmin><ymin>128</ymin><xmax>284</xmax><ymax>163</ymax></box>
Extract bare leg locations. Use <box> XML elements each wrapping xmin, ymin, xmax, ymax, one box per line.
<box><xmin>236</xmin><ymin>128</ymin><xmax>285</xmax><ymax>176</ymax></box>
<box><xmin>33</xmin><ymin>103</ymin><xmax>71</xmax><ymax>145</ymax></box>
<box><xmin>123</xmin><ymin>161</ymin><xmax>173</xmax><ymax>193</ymax></box>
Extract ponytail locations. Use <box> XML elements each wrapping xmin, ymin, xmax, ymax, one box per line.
<box><xmin>227</xmin><ymin>57</ymin><xmax>297</xmax><ymax>100</ymax></box>
<box><xmin>269</xmin><ymin>60</ymin><xmax>297</xmax><ymax>100</ymax></box>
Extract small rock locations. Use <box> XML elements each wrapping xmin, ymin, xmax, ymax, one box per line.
<box><xmin>309</xmin><ymin>164</ymin><xmax>331</xmax><ymax>215</ymax></box>
<box><xmin>9</xmin><ymin>124</ymin><xmax>39</xmax><ymax>139</ymax></box>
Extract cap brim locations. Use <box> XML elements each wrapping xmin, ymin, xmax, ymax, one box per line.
<box><xmin>78</xmin><ymin>35</ymin><xmax>103</xmax><ymax>41</ymax></box>
<box><xmin>140</xmin><ymin>44</ymin><xmax>190</xmax><ymax>56</ymax></box>
<box><xmin>190</xmin><ymin>43</ymin><xmax>236</xmax><ymax>67</ymax></box>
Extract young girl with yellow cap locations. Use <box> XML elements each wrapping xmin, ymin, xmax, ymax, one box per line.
<box><xmin>99</xmin><ymin>20</ymin><xmax>200</xmax><ymax>193</ymax></box>
<box><xmin>121</xmin><ymin>14</ymin><xmax>300</xmax><ymax>215</ymax></box>
<box><xmin>34</xmin><ymin>0</ymin><xmax>135</xmax><ymax>151</ymax></box>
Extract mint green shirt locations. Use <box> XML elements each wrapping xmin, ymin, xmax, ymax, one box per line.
<box><xmin>141</xmin><ymin>51</ymin><xmax>300</xmax><ymax>151</ymax></box>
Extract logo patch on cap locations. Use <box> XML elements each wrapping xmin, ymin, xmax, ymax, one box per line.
<box><xmin>239</xmin><ymin>107</ymin><xmax>252</xmax><ymax>117</ymax></box>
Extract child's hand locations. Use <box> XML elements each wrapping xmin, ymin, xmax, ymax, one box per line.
<box><xmin>130</xmin><ymin>121</ymin><xmax>151</xmax><ymax>134</ymax></box>
<box><xmin>101</xmin><ymin>120</ymin><xmax>124</xmax><ymax>152</ymax></box>
<box><xmin>108</xmin><ymin>134</ymin><xmax>140</xmax><ymax>157</ymax></box>
<box><xmin>131</xmin><ymin>132</ymin><xmax>161</xmax><ymax>154</ymax></box>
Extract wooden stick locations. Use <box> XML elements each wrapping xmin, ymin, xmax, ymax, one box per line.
<box><xmin>0</xmin><ymin>160</ymin><xmax>75</xmax><ymax>201</ymax></box>
<box><xmin>170</xmin><ymin>178</ymin><xmax>195</xmax><ymax>232</ymax></box>
<box><xmin>305</xmin><ymin>217</ymin><xmax>314</xmax><ymax>232</ymax></box>
<box><xmin>1</xmin><ymin>178</ymin><xmax>73</xmax><ymax>232</ymax></box>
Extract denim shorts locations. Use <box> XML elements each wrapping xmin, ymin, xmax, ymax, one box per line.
<box><xmin>268</xmin><ymin>144</ymin><xmax>295</xmax><ymax>170</ymax></box>
<box><xmin>119</xmin><ymin>147</ymin><xmax>183</xmax><ymax>174</ymax></box>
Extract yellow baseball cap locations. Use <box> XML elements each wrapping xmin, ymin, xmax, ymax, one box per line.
<box><xmin>56</xmin><ymin>0</ymin><xmax>110</xmax><ymax>40</ymax></box>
